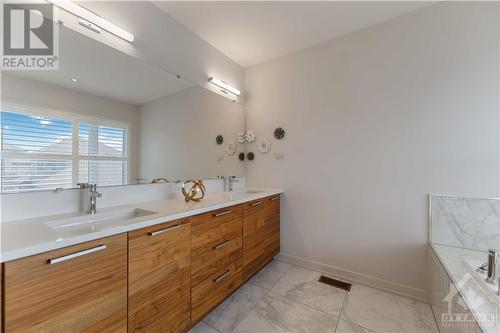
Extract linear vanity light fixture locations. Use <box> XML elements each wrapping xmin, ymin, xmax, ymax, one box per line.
<box><xmin>48</xmin><ymin>0</ymin><xmax>135</xmax><ymax>42</ymax></box>
<box><xmin>208</xmin><ymin>77</ymin><xmax>241</xmax><ymax>96</ymax></box>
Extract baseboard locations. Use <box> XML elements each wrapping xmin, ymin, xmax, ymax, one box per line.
<box><xmin>276</xmin><ymin>252</ymin><xmax>430</xmax><ymax>304</ymax></box>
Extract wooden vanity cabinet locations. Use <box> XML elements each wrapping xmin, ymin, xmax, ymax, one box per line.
<box><xmin>243</xmin><ymin>195</ymin><xmax>281</xmax><ymax>281</ymax></box>
<box><xmin>189</xmin><ymin>204</ymin><xmax>243</xmax><ymax>323</ymax></box>
<box><xmin>4</xmin><ymin>234</ymin><xmax>128</xmax><ymax>332</ymax></box>
<box><xmin>128</xmin><ymin>219</ymin><xmax>191</xmax><ymax>333</ymax></box>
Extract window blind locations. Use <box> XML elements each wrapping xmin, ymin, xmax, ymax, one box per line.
<box><xmin>0</xmin><ymin>109</ymin><xmax>128</xmax><ymax>193</ymax></box>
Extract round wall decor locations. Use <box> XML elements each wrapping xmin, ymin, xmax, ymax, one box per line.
<box><xmin>225</xmin><ymin>143</ymin><xmax>236</xmax><ymax>155</ymax></box>
<box><xmin>237</xmin><ymin>130</ymin><xmax>246</xmax><ymax>144</ymax></box>
<box><xmin>247</xmin><ymin>152</ymin><xmax>255</xmax><ymax>161</ymax></box>
<box><xmin>274</xmin><ymin>127</ymin><xmax>285</xmax><ymax>140</ymax></box>
<box><xmin>257</xmin><ymin>140</ymin><xmax>271</xmax><ymax>153</ymax></box>
<box><xmin>216</xmin><ymin>135</ymin><xmax>224</xmax><ymax>145</ymax></box>
<box><xmin>245</xmin><ymin>130</ymin><xmax>256</xmax><ymax>143</ymax></box>
<box><xmin>238</xmin><ymin>152</ymin><xmax>245</xmax><ymax>161</ymax></box>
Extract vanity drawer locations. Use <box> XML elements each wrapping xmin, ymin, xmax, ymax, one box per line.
<box><xmin>243</xmin><ymin>224</ymin><xmax>280</xmax><ymax>280</ymax></box>
<box><xmin>4</xmin><ymin>234</ymin><xmax>128</xmax><ymax>332</ymax></box>
<box><xmin>191</xmin><ymin>230</ymin><xmax>242</xmax><ymax>286</ymax></box>
<box><xmin>191</xmin><ymin>258</ymin><xmax>243</xmax><ymax>323</ymax></box>
<box><xmin>128</xmin><ymin>220</ymin><xmax>191</xmax><ymax>333</ymax></box>
<box><xmin>190</xmin><ymin>204</ymin><xmax>243</xmax><ymax>249</ymax></box>
<box><xmin>128</xmin><ymin>219</ymin><xmax>190</xmax><ymax>285</ymax></box>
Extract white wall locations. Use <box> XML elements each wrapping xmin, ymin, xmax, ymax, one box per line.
<box><xmin>245</xmin><ymin>2</ymin><xmax>500</xmax><ymax>297</ymax></box>
<box><xmin>1</xmin><ymin>73</ymin><xmax>141</xmax><ymax>182</ymax></box>
<box><xmin>139</xmin><ymin>86</ymin><xmax>246</xmax><ymax>180</ymax></box>
<box><xmin>54</xmin><ymin>1</ymin><xmax>244</xmax><ymax>103</ymax></box>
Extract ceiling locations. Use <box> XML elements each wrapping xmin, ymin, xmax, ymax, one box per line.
<box><xmin>155</xmin><ymin>1</ymin><xmax>434</xmax><ymax>68</ymax></box>
<box><xmin>11</xmin><ymin>26</ymin><xmax>193</xmax><ymax>105</ymax></box>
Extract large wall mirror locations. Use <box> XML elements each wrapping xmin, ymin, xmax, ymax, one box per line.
<box><xmin>1</xmin><ymin>26</ymin><xmax>246</xmax><ymax>193</ymax></box>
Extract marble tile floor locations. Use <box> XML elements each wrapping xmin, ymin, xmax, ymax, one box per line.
<box><xmin>188</xmin><ymin>260</ymin><xmax>439</xmax><ymax>333</ymax></box>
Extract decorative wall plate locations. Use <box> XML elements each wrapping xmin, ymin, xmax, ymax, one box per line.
<box><xmin>274</xmin><ymin>127</ymin><xmax>285</xmax><ymax>140</ymax></box>
<box><xmin>216</xmin><ymin>154</ymin><xmax>224</xmax><ymax>162</ymax></box>
<box><xmin>237</xmin><ymin>130</ymin><xmax>246</xmax><ymax>144</ymax></box>
<box><xmin>274</xmin><ymin>151</ymin><xmax>284</xmax><ymax>159</ymax></box>
<box><xmin>257</xmin><ymin>140</ymin><xmax>271</xmax><ymax>153</ymax></box>
<box><xmin>238</xmin><ymin>152</ymin><xmax>245</xmax><ymax>161</ymax></box>
<box><xmin>245</xmin><ymin>130</ymin><xmax>256</xmax><ymax>143</ymax></box>
<box><xmin>247</xmin><ymin>152</ymin><xmax>255</xmax><ymax>161</ymax></box>
<box><xmin>225</xmin><ymin>143</ymin><xmax>236</xmax><ymax>155</ymax></box>
<box><xmin>216</xmin><ymin>135</ymin><xmax>223</xmax><ymax>145</ymax></box>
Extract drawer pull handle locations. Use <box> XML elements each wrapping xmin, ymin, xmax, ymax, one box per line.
<box><xmin>270</xmin><ymin>197</ymin><xmax>279</xmax><ymax>201</ymax></box>
<box><xmin>214</xmin><ymin>210</ymin><xmax>231</xmax><ymax>217</ymax></box>
<box><xmin>250</xmin><ymin>201</ymin><xmax>263</xmax><ymax>207</ymax></box>
<box><xmin>48</xmin><ymin>245</ymin><xmax>107</xmax><ymax>264</ymax></box>
<box><xmin>213</xmin><ymin>270</ymin><xmax>231</xmax><ymax>283</ymax></box>
<box><xmin>213</xmin><ymin>239</ymin><xmax>231</xmax><ymax>250</ymax></box>
<box><xmin>148</xmin><ymin>224</ymin><xmax>180</xmax><ymax>236</ymax></box>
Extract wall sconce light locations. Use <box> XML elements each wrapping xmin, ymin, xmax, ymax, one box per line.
<box><xmin>48</xmin><ymin>0</ymin><xmax>135</xmax><ymax>42</ymax></box>
<box><xmin>208</xmin><ymin>76</ymin><xmax>241</xmax><ymax>96</ymax></box>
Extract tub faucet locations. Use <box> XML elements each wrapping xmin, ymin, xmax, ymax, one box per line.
<box><xmin>486</xmin><ymin>249</ymin><xmax>499</xmax><ymax>284</ymax></box>
<box><xmin>77</xmin><ymin>183</ymin><xmax>102</xmax><ymax>215</ymax></box>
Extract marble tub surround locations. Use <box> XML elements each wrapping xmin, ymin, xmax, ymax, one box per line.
<box><xmin>0</xmin><ymin>188</ymin><xmax>282</xmax><ymax>262</ymax></box>
<box><xmin>430</xmin><ymin>195</ymin><xmax>500</xmax><ymax>252</ymax></box>
<box><xmin>190</xmin><ymin>259</ymin><xmax>438</xmax><ymax>333</ymax></box>
<box><xmin>431</xmin><ymin>244</ymin><xmax>500</xmax><ymax>333</ymax></box>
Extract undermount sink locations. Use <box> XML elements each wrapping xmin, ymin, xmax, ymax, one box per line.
<box><xmin>243</xmin><ymin>190</ymin><xmax>263</xmax><ymax>195</ymax></box>
<box><xmin>45</xmin><ymin>208</ymin><xmax>157</xmax><ymax>233</ymax></box>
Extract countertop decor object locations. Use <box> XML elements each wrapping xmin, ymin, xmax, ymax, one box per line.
<box><xmin>257</xmin><ymin>140</ymin><xmax>271</xmax><ymax>153</ymax></box>
<box><xmin>225</xmin><ymin>143</ymin><xmax>236</xmax><ymax>155</ymax></box>
<box><xmin>216</xmin><ymin>135</ymin><xmax>223</xmax><ymax>145</ymax></box>
<box><xmin>238</xmin><ymin>152</ymin><xmax>245</xmax><ymax>161</ymax></box>
<box><xmin>274</xmin><ymin>127</ymin><xmax>285</xmax><ymax>140</ymax></box>
<box><xmin>181</xmin><ymin>179</ymin><xmax>206</xmax><ymax>202</ymax></box>
<box><xmin>247</xmin><ymin>152</ymin><xmax>255</xmax><ymax>161</ymax></box>
<box><xmin>245</xmin><ymin>130</ymin><xmax>256</xmax><ymax>143</ymax></box>
<box><xmin>237</xmin><ymin>130</ymin><xmax>246</xmax><ymax>144</ymax></box>
<box><xmin>151</xmin><ymin>177</ymin><xmax>168</xmax><ymax>183</ymax></box>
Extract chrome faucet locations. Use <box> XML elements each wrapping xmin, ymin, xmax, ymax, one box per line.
<box><xmin>227</xmin><ymin>176</ymin><xmax>239</xmax><ymax>192</ymax></box>
<box><xmin>218</xmin><ymin>176</ymin><xmax>239</xmax><ymax>192</ymax></box>
<box><xmin>77</xmin><ymin>183</ymin><xmax>102</xmax><ymax>215</ymax></box>
<box><xmin>486</xmin><ymin>249</ymin><xmax>499</xmax><ymax>284</ymax></box>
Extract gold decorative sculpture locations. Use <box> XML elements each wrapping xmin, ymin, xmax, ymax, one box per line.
<box><xmin>181</xmin><ymin>179</ymin><xmax>206</xmax><ymax>202</ymax></box>
<box><xmin>151</xmin><ymin>177</ymin><xmax>168</xmax><ymax>183</ymax></box>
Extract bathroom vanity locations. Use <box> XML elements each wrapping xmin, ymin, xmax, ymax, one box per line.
<box><xmin>0</xmin><ymin>190</ymin><xmax>281</xmax><ymax>332</ymax></box>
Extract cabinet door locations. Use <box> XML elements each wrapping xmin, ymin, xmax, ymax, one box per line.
<box><xmin>243</xmin><ymin>196</ymin><xmax>280</xmax><ymax>281</ymax></box>
<box><xmin>128</xmin><ymin>220</ymin><xmax>191</xmax><ymax>333</ymax></box>
<box><xmin>4</xmin><ymin>234</ymin><xmax>127</xmax><ymax>333</ymax></box>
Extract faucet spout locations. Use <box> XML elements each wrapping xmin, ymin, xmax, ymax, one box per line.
<box><xmin>77</xmin><ymin>183</ymin><xmax>102</xmax><ymax>214</ymax></box>
<box><xmin>486</xmin><ymin>249</ymin><xmax>499</xmax><ymax>284</ymax></box>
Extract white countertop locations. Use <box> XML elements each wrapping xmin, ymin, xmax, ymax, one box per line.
<box><xmin>431</xmin><ymin>244</ymin><xmax>499</xmax><ymax>333</ymax></box>
<box><xmin>0</xmin><ymin>188</ymin><xmax>283</xmax><ymax>263</ymax></box>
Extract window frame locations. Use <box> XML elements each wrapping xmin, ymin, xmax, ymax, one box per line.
<box><xmin>1</xmin><ymin>101</ymin><xmax>130</xmax><ymax>192</ymax></box>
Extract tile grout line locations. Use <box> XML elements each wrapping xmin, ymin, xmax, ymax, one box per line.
<box><xmin>229</xmin><ymin>260</ymin><xmax>294</xmax><ymax>332</ymax></box>
<box><xmin>268</xmin><ymin>263</ymin><xmax>373</xmax><ymax>333</ymax></box>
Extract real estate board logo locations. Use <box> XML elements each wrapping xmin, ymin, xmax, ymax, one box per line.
<box><xmin>2</xmin><ymin>1</ymin><xmax>58</xmax><ymax>70</ymax></box>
